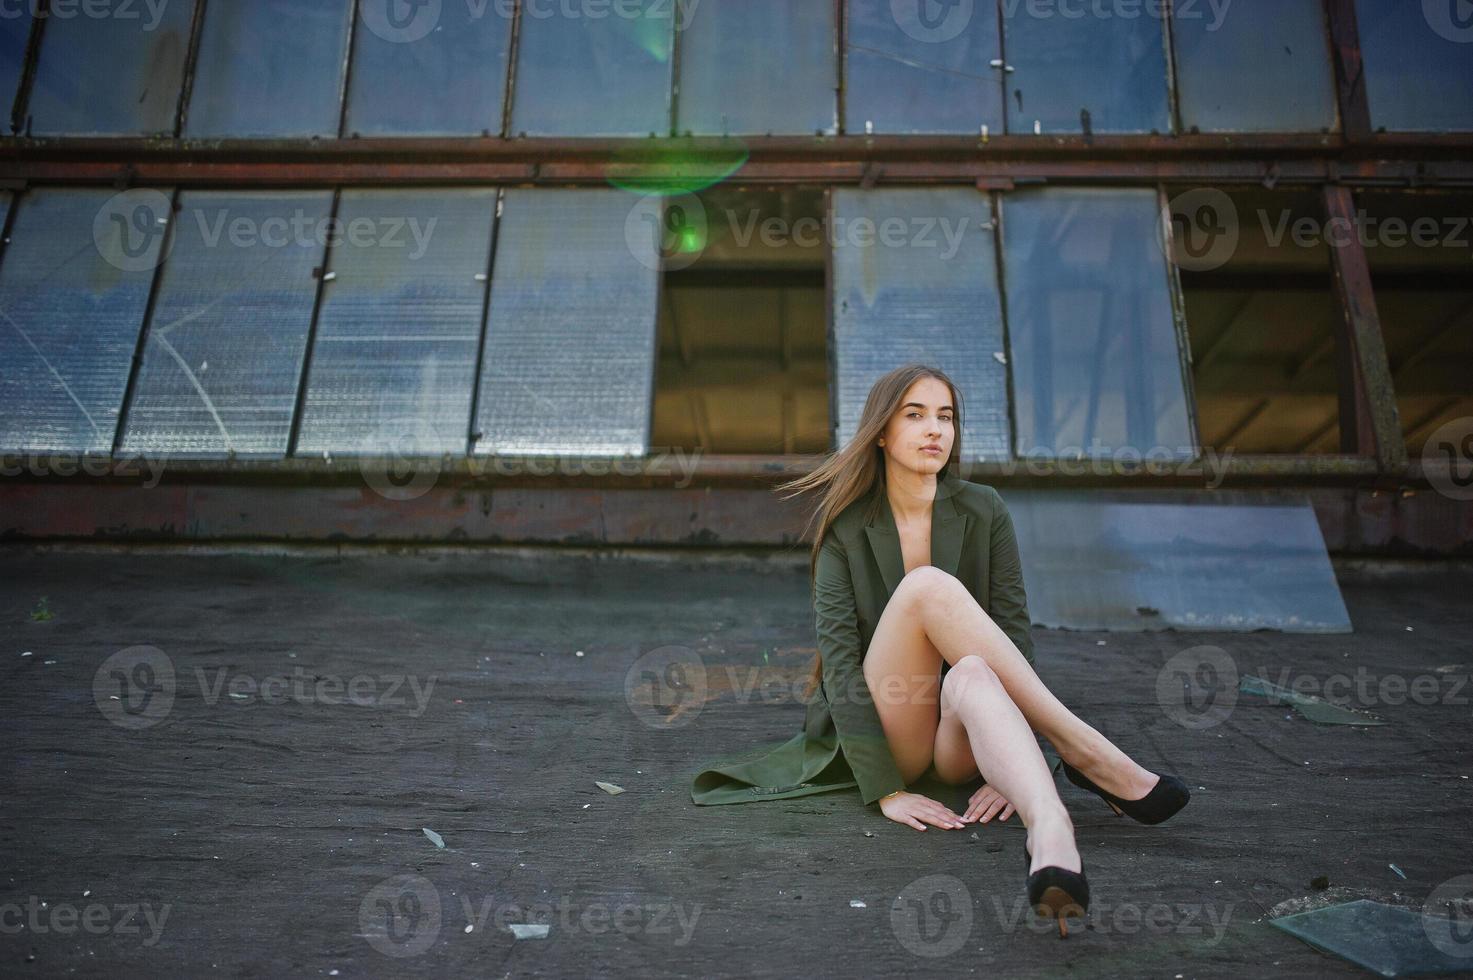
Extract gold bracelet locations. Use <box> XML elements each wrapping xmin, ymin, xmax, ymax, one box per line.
<box><xmin>879</xmin><ymin>789</ymin><xmax>903</xmax><ymax>802</ymax></box>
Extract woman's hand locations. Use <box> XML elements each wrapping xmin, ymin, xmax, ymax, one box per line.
<box><xmin>878</xmin><ymin>791</ymin><xmax>967</xmax><ymax>831</ymax></box>
<box><xmin>962</xmin><ymin>782</ymin><xmax>1015</xmax><ymax>824</ymax></box>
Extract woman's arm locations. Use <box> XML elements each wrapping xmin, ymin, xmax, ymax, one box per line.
<box><xmin>813</xmin><ymin>531</ymin><xmax>908</xmax><ymax>806</ymax></box>
<box><xmin>985</xmin><ymin>486</ymin><xmax>1037</xmax><ymax>666</ymax></box>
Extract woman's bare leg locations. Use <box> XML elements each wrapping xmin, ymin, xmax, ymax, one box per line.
<box><xmin>864</xmin><ymin>570</ymin><xmax>1079</xmax><ymax>872</ymax></box>
<box><xmin>893</xmin><ymin>567</ymin><xmax>1161</xmax><ymax>805</ymax></box>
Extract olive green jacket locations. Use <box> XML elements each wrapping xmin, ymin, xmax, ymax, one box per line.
<box><xmin>689</xmin><ymin>469</ymin><xmax>1036</xmax><ymax>808</ymax></box>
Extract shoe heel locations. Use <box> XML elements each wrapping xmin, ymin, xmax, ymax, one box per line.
<box><xmin>1023</xmin><ymin>843</ymin><xmax>1089</xmax><ymax>940</ymax></box>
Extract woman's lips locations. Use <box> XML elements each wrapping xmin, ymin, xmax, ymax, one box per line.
<box><xmin>922</xmin><ymin>447</ymin><xmax>942</xmax><ymax>454</ymax></box>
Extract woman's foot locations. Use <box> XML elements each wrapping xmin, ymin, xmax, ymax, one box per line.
<box><xmin>1025</xmin><ymin>807</ymin><xmax>1080</xmax><ymax>875</ymax></box>
<box><xmin>1062</xmin><ymin>741</ymin><xmax>1160</xmax><ymax>803</ymax></box>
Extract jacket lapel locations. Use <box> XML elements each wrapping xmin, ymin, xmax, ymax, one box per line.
<box><xmin>863</xmin><ymin>470</ymin><xmax>971</xmax><ymax>598</ymax></box>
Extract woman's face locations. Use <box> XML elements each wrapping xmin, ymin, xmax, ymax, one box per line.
<box><xmin>878</xmin><ymin>377</ymin><xmax>955</xmax><ymax>476</ymax></box>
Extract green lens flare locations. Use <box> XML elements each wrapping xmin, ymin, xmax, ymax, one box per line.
<box><xmin>604</xmin><ymin>140</ymin><xmax>750</xmax><ymax>196</ymax></box>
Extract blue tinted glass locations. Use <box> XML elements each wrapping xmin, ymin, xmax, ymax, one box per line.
<box><xmin>184</xmin><ymin>0</ymin><xmax>353</xmax><ymax>138</ymax></box>
<box><xmin>1000</xmin><ymin>187</ymin><xmax>1194</xmax><ymax>456</ymax></box>
<box><xmin>295</xmin><ymin>189</ymin><xmax>497</xmax><ymax>457</ymax></box>
<box><xmin>1002</xmin><ymin>3</ymin><xmax>1170</xmax><ymax>133</ymax></box>
<box><xmin>1354</xmin><ymin>0</ymin><xmax>1473</xmax><ymax>132</ymax></box>
<box><xmin>473</xmin><ymin>189</ymin><xmax>660</xmax><ymax>456</ymax></box>
<box><xmin>0</xmin><ymin>8</ymin><xmax>31</xmax><ymax>123</ymax></box>
<box><xmin>676</xmin><ymin>0</ymin><xmax>836</xmax><ymax>135</ymax></box>
<box><xmin>28</xmin><ymin>0</ymin><xmax>197</xmax><ymax>135</ymax></box>
<box><xmin>845</xmin><ymin>0</ymin><xmax>1003</xmax><ymax>134</ymax></box>
<box><xmin>0</xmin><ymin>188</ymin><xmax>168</xmax><ymax>454</ymax></box>
<box><xmin>1005</xmin><ymin>489</ymin><xmax>1352</xmax><ymax>631</ymax></box>
<box><xmin>120</xmin><ymin>191</ymin><xmax>332</xmax><ymax>458</ymax></box>
<box><xmin>830</xmin><ymin>187</ymin><xmax>1011</xmax><ymax>460</ymax></box>
<box><xmin>511</xmin><ymin>0</ymin><xmax>675</xmax><ymax>136</ymax></box>
<box><xmin>346</xmin><ymin>0</ymin><xmax>512</xmax><ymax>136</ymax></box>
<box><xmin>1173</xmin><ymin>0</ymin><xmax>1336</xmax><ymax>133</ymax></box>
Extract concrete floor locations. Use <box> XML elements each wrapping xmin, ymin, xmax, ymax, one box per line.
<box><xmin>2</xmin><ymin>544</ymin><xmax>1470</xmax><ymax>979</ymax></box>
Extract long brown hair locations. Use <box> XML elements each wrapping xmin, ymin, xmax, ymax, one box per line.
<box><xmin>775</xmin><ymin>364</ymin><xmax>966</xmax><ymax>702</ymax></box>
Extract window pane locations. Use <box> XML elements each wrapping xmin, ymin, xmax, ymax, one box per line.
<box><xmin>1001</xmin><ymin>4</ymin><xmax>1170</xmax><ymax>133</ymax></box>
<box><xmin>844</xmin><ymin>0</ymin><xmax>1003</xmax><ymax>134</ymax></box>
<box><xmin>473</xmin><ymin>189</ymin><xmax>660</xmax><ymax>456</ymax></box>
<box><xmin>1000</xmin><ymin>187</ymin><xmax>1194</xmax><ymax>457</ymax></box>
<box><xmin>1354</xmin><ymin>0</ymin><xmax>1473</xmax><ymax>132</ymax></box>
<box><xmin>0</xmin><ymin>188</ymin><xmax>168</xmax><ymax>454</ymax></box>
<box><xmin>184</xmin><ymin>0</ymin><xmax>353</xmax><ymax>138</ymax></box>
<box><xmin>346</xmin><ymin>0</ymin><xmax>512</xmax><ymax>136</ymax></box>
<box><xmin>510</xmin><ymin>0</ymin><xmax>674</xmax><ymax>136</ymax></box>
<box><xmin>295</xmin><ymin>189</ymin><xmax>497</xmax><ymax>456</ymax></box>
<box><xmin>676</xmin><ymin>0</ymin><xmax>836</xmax><ymax>136</ymax></box>
<box><xmin>830</xmin><ymin>187</ymin><xmax>1011</xmax><ymax>460</ymax></box>
<box><xmin>119</xmin><ymin>191</ymin><xmax>332</xmax><ymax>458</ymax></box>
<box><xmin>28</xmin><ymin>0</ymin><xmax>197</xmax><ymax>136</ymax></box>
<box><xmin>1006</xmin><ymin>489</ymin><xmax>1351</xmax><ymax>631</ymax></box>
<box><xmin>1172</xmin><ymin>0</ymin><xmax>1336</xmax><ymax>133</ymax></box>
<box><xmin>0</xmin><ymin>8</ymin><xmax>33</xmax><ymax>121</ymax></box>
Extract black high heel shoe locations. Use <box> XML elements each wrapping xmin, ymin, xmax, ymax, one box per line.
<box><xmin>1023</xmin><ymin>842</ymin><xmax>1090</xmax><ymax>939</ymax></box>
<box><xmin>1058</xmin><ymin>759</ymin><xmax>1190</xmax><ymax>825</ymax></box>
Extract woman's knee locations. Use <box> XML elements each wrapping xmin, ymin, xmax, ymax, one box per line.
<box><xmin>940</xmin><ymin>655</ymin><xmax>999</xmax><ymax>715</ymax></box>
<box><xmin>893</xmin><ymin>565</ymin><xmax>962</xmax><ymax>611</ymax></box>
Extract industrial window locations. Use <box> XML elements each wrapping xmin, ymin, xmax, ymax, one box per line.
<box><xmin>1355</xmin><ymin>190</ymin><xmax>1473</xmax><ymax>459</ymax></box>
<box><xmin>1171</xmin><ymin>0</ymin><xmax>1337</xmax><ymax>133</ymax></box>
<box><xmin>843</xmin><ymin>0</ymin><xmax>1003</xmax><ymax>135</ymax></box>
<box><xmin>651</xmin><ymin>186</ymin><xmax>829</xmax><ymax>455</ymax></box>
<box><xmin>119</xmin><ymin>190</ymin><xmax>332</xmax><ymax>458</ymax></box>
<box><xmin>0</xmin><ymin>10</ymin><xmax>29</xmax><ymax>124</ymax></box>
<box><xmin>344</xmin><ymin>0</ymin><xmax>512</xmax><ymax>137</ymax></box>
<box><xmin>294</xmin><ymin>189</ymin><xmax>498</xmax><ymax>457</ymax></box>
<box><xmin>473</xmin><ymin>188</ymin><xmax>661</xmax><ymax>457</ymax></box>
<box><xmin>1171</xmin><ymin>187</ymin><xmax>1344</xmax><ymax>454</ymax></box>
<box><xmin>1353</xmin><ymin>0</ymin><xmax>1473</xmax><ymax>132</ymax></box>
<box><xmin>1000</xmin><ymin>3</ymin><xmax>1170</xmax><ymax>134</ymax></box>
<box><xmin>829</xmin><ymin>186</ymin><xmax>1010</xmax><ymax>460</ymax></box>
<box><xmin>675</xmin><ymin>0</ymin><xmax>837</xmax><ymax>136</ymax></box>
<box><xmin>0</xmin><ymin>188</ymin><xmax>166</xmax><ymax>454</ymax></box>
<box><xmin>26</xmin><ymin>0</ymin><xmax>196</xmax><ymax>136</ymax></box>
<box><xmin>510</xmin><ymin>0</ymin><xmax>675</xmax><ymax>137</ymax></box>
<box><xmin>1000</xmin><ymin>187</ymin><xmax>1195</xmax><ymax>458</ymax></box>
<box><xmin>183</xmin><ymin>0</ymin><xmax>353</xmax><ymax>138</ymax></box>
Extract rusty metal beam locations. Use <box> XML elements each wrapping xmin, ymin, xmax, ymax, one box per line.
<box><xmin>1323</xmin><ymin>184</ymin><xmax>1407</xmax><ymax>473</ymax></box>
<box><xmin>1324</xmin><ymin>0</ymin><xmax>1373</xmax><ymax>143</ymax></box>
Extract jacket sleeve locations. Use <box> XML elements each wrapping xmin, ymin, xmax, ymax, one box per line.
<box><xmin>813</xmin><ymin>530</ymin><xmax>908</xmax><ymax>806</ymax></box>
<box><xmin>985</xmin><ymin>487</ymin><xmax>1037</xmax><ymax>666</ymax></box>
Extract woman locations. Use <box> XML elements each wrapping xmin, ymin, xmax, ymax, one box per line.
<box><xmin>690</xmin><ymin>363</ymin><xmax>1190</xmax><ymax>938</ymax></box>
